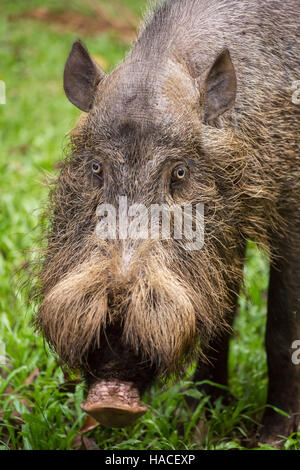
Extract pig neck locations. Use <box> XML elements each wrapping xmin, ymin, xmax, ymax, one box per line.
<box><xmin>127</xmin><ymin>0</ymin><xmax>296</xmax><ymax>132</ymax></box>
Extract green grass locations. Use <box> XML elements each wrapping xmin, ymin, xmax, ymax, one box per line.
<box><xmin>0</xmin><ymin>0</ymin><xmax>299</xmax><ymax>451</ymax></box>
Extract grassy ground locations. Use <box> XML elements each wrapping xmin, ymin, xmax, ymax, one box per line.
<box><xmin>0</xmin><ymin>0</ymin><xmax>299</xmax><ymax>451</ymax></box>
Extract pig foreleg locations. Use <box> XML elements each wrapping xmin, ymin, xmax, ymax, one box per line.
<box><xmin>260</xmin><ymin>228</ymin><xmax>300</xmax><ymax>446</ymax></box>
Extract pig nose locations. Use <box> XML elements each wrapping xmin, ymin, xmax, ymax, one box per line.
<box><xmin>81</xmin><ymin>379</ymin><xmax>147</xmax><ymax>428</ymax></box>
<box><xmin>112</xmin><ymin>242</ymin><xmax>140</xmax><ymax>280</ymax></box>
<box><xmin>120</xmin><ymin>245</ymin><xmax>135</xmax><ymax>277</ymax></box>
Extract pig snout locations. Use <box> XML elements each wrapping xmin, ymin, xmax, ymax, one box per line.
<box><xmin>81</xmin><ymin>379</ymin><xmax>147</xmax><ymax>427</ymax></box>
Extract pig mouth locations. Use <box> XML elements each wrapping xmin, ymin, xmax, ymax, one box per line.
<box><xmin>81</xmin><ymin>379</ymin><xmax>147</xmax><ymax>428</ymax></box>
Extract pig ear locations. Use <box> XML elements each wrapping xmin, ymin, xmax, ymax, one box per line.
<box><xmin>200</xmin><ymin>49</ymin><xmax>237</xmax><ymax>122</ymax></box>
<box><xmin>64</xmin><ymin>40</ymin><xmax>106</xmax><ymax>112</ymax></box>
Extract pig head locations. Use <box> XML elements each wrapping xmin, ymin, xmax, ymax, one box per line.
<box><xmin>36</xmin><ymin>39</ymin><xmax>241</xmax><ymax>427</ymax></box>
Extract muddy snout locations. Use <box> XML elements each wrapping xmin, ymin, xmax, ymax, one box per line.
<box><xmin>81</xmin><ymin>379</ymin><xmax>147</xmax><ymax>428</ymax></box>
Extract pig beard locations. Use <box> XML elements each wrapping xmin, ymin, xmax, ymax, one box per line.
<box><xmin>37</xmin><ymin>234</ymin><xmax>233</xmax><ymax>377</ymax></box>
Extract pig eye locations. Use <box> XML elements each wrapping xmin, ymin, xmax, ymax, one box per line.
<box><xmin>171</xmin><ymin>166</ymin><xmax>187</xmax><ymax>183</ymax></box>
<box><xmin>91</xmin><ymin>162</ymin><xmax>103</xmax><ymax>181</ymax></box>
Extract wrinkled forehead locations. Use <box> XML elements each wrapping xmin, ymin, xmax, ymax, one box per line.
<box><xmin>79</xmin><ymin>114</ymin><xmax>195</xmax><ymax>167</ymax></box>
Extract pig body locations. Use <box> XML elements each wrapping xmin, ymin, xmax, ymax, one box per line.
<box><xmin>36</xmin><ymin>0</ymin><xmax>300</xmax><ymax>444</ymax></box>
